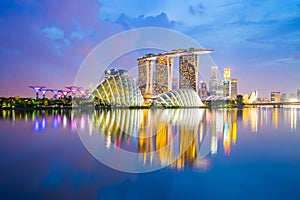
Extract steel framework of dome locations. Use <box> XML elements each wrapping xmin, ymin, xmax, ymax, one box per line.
<box><xmin>155</xmin><ymin>89</ymin><xmax>204</xmax><ymax>107</ymax></box>
<box><xmin>204</xmin><ymin>95</ymin><xmax>230</xmax><ymax>101</ymax></box>
<box><xmin>93</xmin><ymin>74</ymin><xmax>144</xmax><ymax>107</ymax></box>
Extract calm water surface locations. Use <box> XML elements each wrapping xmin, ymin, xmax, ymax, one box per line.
<box><xmin>1</xmin><ymin>108</ymin><xmax>300</xmax><ymax>199</ymax></box>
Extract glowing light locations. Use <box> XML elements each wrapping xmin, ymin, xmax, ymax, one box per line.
<box><xmin>232</xmin><ymin>122</ymin><xmax>237</xmax><ymax>144</ymax></box>
<box><xmin>289</xmin><ymin>98</ymin><xmax>297</xmax><ymax>103</ymax></box>
<box><xmin>53</xmin><ymin>115</ymin><xmax>58</xmax><ymax>128</ymax></box>
<box><xmin>106</xmin><ymin>135</ymin><xmax>111</xmax><ymax>149</ymax></box>
<box><xmin>34</xmin><ymin>119</ymin><xmax>39</xmax><ymax>132</ymax></box>
<box><xmin>80</xmin><ymin>116</ymin><xmax>85</xmax><ymax>130</ymax></box>
<box><xmin>42</xmin><ymin>116</ymin><xmax>46</xmax><ymax>130</ymax></box>
<box><xmin>223</xmin><ymin>122</ymin><xmax>231</xmax><ymax>156</ymax></box>
<box><xmin>291</xmin><ymin>108</ymin><xmax>297</xmax><ymax>131</ymax></box>
<box><xmin>63</xmin><ymin>115</ymin><xmax>67</xmax><ymax>128</ymax></box>
<box><xmin>62</xmin><ymin>91</ymin><xmax>69</xmax><ymax>96</ymax></box>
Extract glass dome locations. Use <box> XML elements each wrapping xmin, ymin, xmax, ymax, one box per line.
<box><xmin>155</xmin><ymin>89</ymin><xmax>203</xmax><ymax>107</ymax></box>
<box><xmin>204</xmin><ymin>95</ymin><xmax>230</xmax><ymax>101</ymax></box>
<box><xmin>93</xmin><ymin>74</ymin><xmax>144</xmax><ymax>107</ymax></box>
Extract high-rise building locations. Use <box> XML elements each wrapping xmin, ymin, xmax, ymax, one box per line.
<box><xmin>223</xmin><ymin>68</ymin><xmax>231</xmax><ymax>98</ymax></box>
<box><xmin>223</xmin><ymin>80</ymin><xmax>230</xmax><ymax>97</ymax></box>
<box><xmin>271</xmin><ymin>92</ymin><xmax>281</xmax><ymax>102</ymax></box>
<box><xmin>138</xmin><ymin>59</ymin><xmax>148</xmax><ymax>96</ymax></box>
<box><xmin>155</xmin><ymin>57</ymin><xmax>174</xmax><ymax>94</ymax></box>
<box><xmin>280</xmin><ymin>93</ymin><xmax>287</xmax><ymax>102</ymax></box>
<box><xmin>231</xmin><ymin>79</ymin><xmax>237</xmax><ymax>99</ymax></box>
<box><xmin>223</xmin><ymin>67</ymin><xmax>231</xmax><ymax>81</ymax></box>
<box><xmin>297</xmin><ymin>89</ymin><xmax>300</xmax><ymax>102</ymax></box>
<box><xmin>289</xmin><ymin>93</ymin><xmax>297</xmax><ymax>102</ymax></box>
<box><xmin>216</xmin><ymin>84</ymin><xmax>224</xmax><ymax>97</ymax></box>
<box><xmin>138</xmin><ymin>48</ymin><xmax>214</xmax><ymax>97</ymax></box>
<box><xmin>179</xmin><ymin>54</ymin><xmax>198</xmax><ymax>93</ymax></box>
<box><xmin>199</xmin><ymin>81</ymin><xmax>209</xmax><ymax>98</ymax></box>
<box><xmin>138</xmin><ymin>59</ymin><xmax>155</xmax><ymax>96</ymax></box>
<box><xmin>209</xmin><ymin>66</ymin><xmax>218</xmax><ymax>96</ymax></box>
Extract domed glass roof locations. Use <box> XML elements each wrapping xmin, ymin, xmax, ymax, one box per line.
<box><xmin>155</xmin><ymin>89</ymin><xmax>203</xmax><ymax>107</ymax></box>
<box><xmin>204</xmin><ymin>95</ymin><xmax>230</xmax><ymax>101</ymax></box>
<box><xmin>93</xmin><ymin>74</ymin><xmax>144</xmax><ymax>107</ymax></box>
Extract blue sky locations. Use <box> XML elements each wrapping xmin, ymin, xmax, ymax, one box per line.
<box><xmin>0</xmin><ymin>0</ymin><xmax>299</xmax><ymax>97</ymax></box>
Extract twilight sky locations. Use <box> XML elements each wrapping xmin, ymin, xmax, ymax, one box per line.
<box><xmin>0</xmin><ymin>0</ymin><xmax>300</xmax><ymax>98</ymax></box>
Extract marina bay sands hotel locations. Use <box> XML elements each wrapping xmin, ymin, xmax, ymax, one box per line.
<box><xmin>137</xmin><ymin>48</ymin><xmax>213</xmax><ymax>97</ymax></box>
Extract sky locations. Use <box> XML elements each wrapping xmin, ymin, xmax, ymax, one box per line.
<box><xmin>0</xmin><ymin>0</ymin><xmax>300</xmax><ymax>98</ymax></box>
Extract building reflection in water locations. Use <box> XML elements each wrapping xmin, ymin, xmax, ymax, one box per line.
<box><xmin>1</xmin><ymin>107</ymin><xmax>300</xmax><ymax>169</ymax></box>
<box><xmin>291</xmin><ymin>107</ymin><xmax>297</xmax><ymax>132</ymax></box>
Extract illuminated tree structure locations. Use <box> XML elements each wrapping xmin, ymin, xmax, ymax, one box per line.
<box><xmin>50</xmin><ymin>89</ymin><xmax>62</xmax><ymax>99</ymax></box>
<box><xmin>66</xmin><ymin>86</ymin><xmax>80</xmax><ymax>97</ymax></box>
<box><xmin>61</xmin><ymin>90</ymin><xmax>69</xmax><ymax>98</ymax></box>
<box><xmin>40</xmin><ymin>89</ymin><xmax>49</xmax><ymax>99</ymax></box>
<box><xmin>28</xmin><ymin>86</ymin><xmax>45</xmax><ymax>100</ymax></box>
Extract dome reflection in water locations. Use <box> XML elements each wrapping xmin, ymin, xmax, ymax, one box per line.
<box><xmin>86</xmin><ymin>108</ymin><xmax>210</xmax><ymax>171</ymax></box>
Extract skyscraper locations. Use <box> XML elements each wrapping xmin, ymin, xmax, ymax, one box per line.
<box><xmin>223</xmin><ymin>68</ymin><xmax>231</xmax><ymax>98</ymax></box>
<box><xmin>155</xmin><ymin>57</ymin><xmax>174</xmax><ymax>94</ymax></box>
<box><xmin>179</xmin><ymin>54</ymin><xmax>198</xmax><ymax>93</ymax></box>
<box><xmin>138</xmin><ymin>59</ymin><xmax>147</xmax><ymax>96</ymax></box>
<box><xmin>138</xmin><ymin>58</ymin><xmax>155</xmax><ymax>96</ymax></box>
<box><xmin>231</xmin><ymin>78</ymin><xmax>237</xmax><ymax>99</ymax></box>
<box><xmin>223</xmin><ymin>67</ymin><xmax>231</xmax><ymax>81</ymax></box>
<box><xmin>209</xmin><ymin>66</ymin><xmax>218</xmax><ymax>96</ymax></box>
<box><xmin>297</xmin><ymin>89</ymin><xmax>300</xmax><ymax>101</ymax></box>
<box><xmin>280</xmin><ymin>93</ymin><xmax>287</xmax><ymax>102</ymax></box>
<box><xmin>199</xmin><ymin>81</ymin><xmax>209</xmax><ymax>98</ymax></box>
<box><xmin>271</xmin><ymin>92</ymin><xmax>281</xmax><ymax>102</ymax></box>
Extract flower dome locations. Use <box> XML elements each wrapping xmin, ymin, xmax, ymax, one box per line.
<box><xmin>93</xmin><ymin>74</ymin><xmax>144</xmax><ymax>107</ymax></box>
<box><xmin>155</xmin><ymin>89</ymin><xmax>203</xmax><ymax>107</ymax></box>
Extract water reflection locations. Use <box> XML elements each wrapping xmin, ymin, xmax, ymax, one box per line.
<box><xmin>1</xmin><ymin>107</ymin><xmax>300</xmax><ymax>170</ymax></box>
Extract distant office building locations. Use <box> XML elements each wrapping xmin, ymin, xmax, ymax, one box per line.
<box><xmin>179</xmin><ymin>54</ymin><xmax>198</xmax><ymax>93</ymax></box>
<box><xmin>223</xmin><ymin>67</ymin><xmax>231</xmax><ymax>81</ymax></box>
<box><xmin>155</xmin><ymin>57</ymin><xmax>174</xmax><ymax>94</ymax></box>
<box><xmin>256</xmin><ymin>98</ymin><xmax>262</xmax><ymax>102</ymax></box>
<box><xmin>231</xmin><ymin>78</ymin><xmax>237</xmax><ymax>99</ymax></box>
<box><xmin>271</xmin><ymin>92</ymin><xmax>281</xmax><ymax>102</ymax></box>
<box><xmin>199</xmin><ymin>81</ymin><xmax>209</xmax><ymax>98</ymax></box>
<box><xmin>222</xmin><ymin>68</ymin><xmax>231</xmax><ymax>98</ymax></box>
<box><xmin>209</xmin><ymin>66</ymin><xmax>219</xmax><ymax>95</ymax></box>
<box><xmin>280</xmin><ymin>93</ymin><xmax>287</xmax><ymax>102</ymax></box>
<box><xmin>289</xmin><ymin>93</ymin><xmax>297</xmax><ymax>102</ymax></box>
<box><xmin>172</xmin><ymin>77</ymin><xmax>178</xmax><ymax>90</ymax></box>
<box><xmin>216</xmin><ymin>84</ymin><xmax>224</xmax><ymax>97</ymax></box>
<box><xmin>223</xmin><ymin>80</ymin><xmax>231</xmax><ymax>97</ymax></box>
<box><xmin>297</xmin><ymin>89</ymin><xmax>300</xmax><ymax>101</ymax></box>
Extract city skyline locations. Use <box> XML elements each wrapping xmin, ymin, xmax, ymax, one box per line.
<box><xmin>0</xmin><ymin>0</ymin><xmax>300</xmax><ymax>98</ymax></box>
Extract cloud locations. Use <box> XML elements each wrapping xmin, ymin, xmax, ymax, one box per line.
<box><xmin>0</xmin><ymin>0</ymin><xmax>124</xmax><ymax>96</ymax></box>
<box><xmin>1</xmin><ymin>0</ymin><xmax>300</xmax><ymax>97</ymax></box>
<box><xmin>115</xmin><ymin>12</ymin><xmax>175</xmax><ymax>30</ymax></box>
<box><xmin>189</xmin><ymin>3</ymin><xmax>206</xmax><ymax>16</ymax></box>
<box><xmin>263</xmin><ymin>54</ymin><xmax>300</xmax><ymax>66</ymax></box>
<box><xmin>42</xmin><ymin>26</ymin><xmax>69</xmax><ymax>54</ymax></box>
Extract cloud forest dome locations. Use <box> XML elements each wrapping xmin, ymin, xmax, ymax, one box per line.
<box><xmin>155</xmin><ymin>89</ymin><xmax>204</xmax><ymax>108</ymax></box>
<box><xmin>93</xmin><ymin>73</ymin><xmax>144</xmax><ymax>107</ymax></box>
